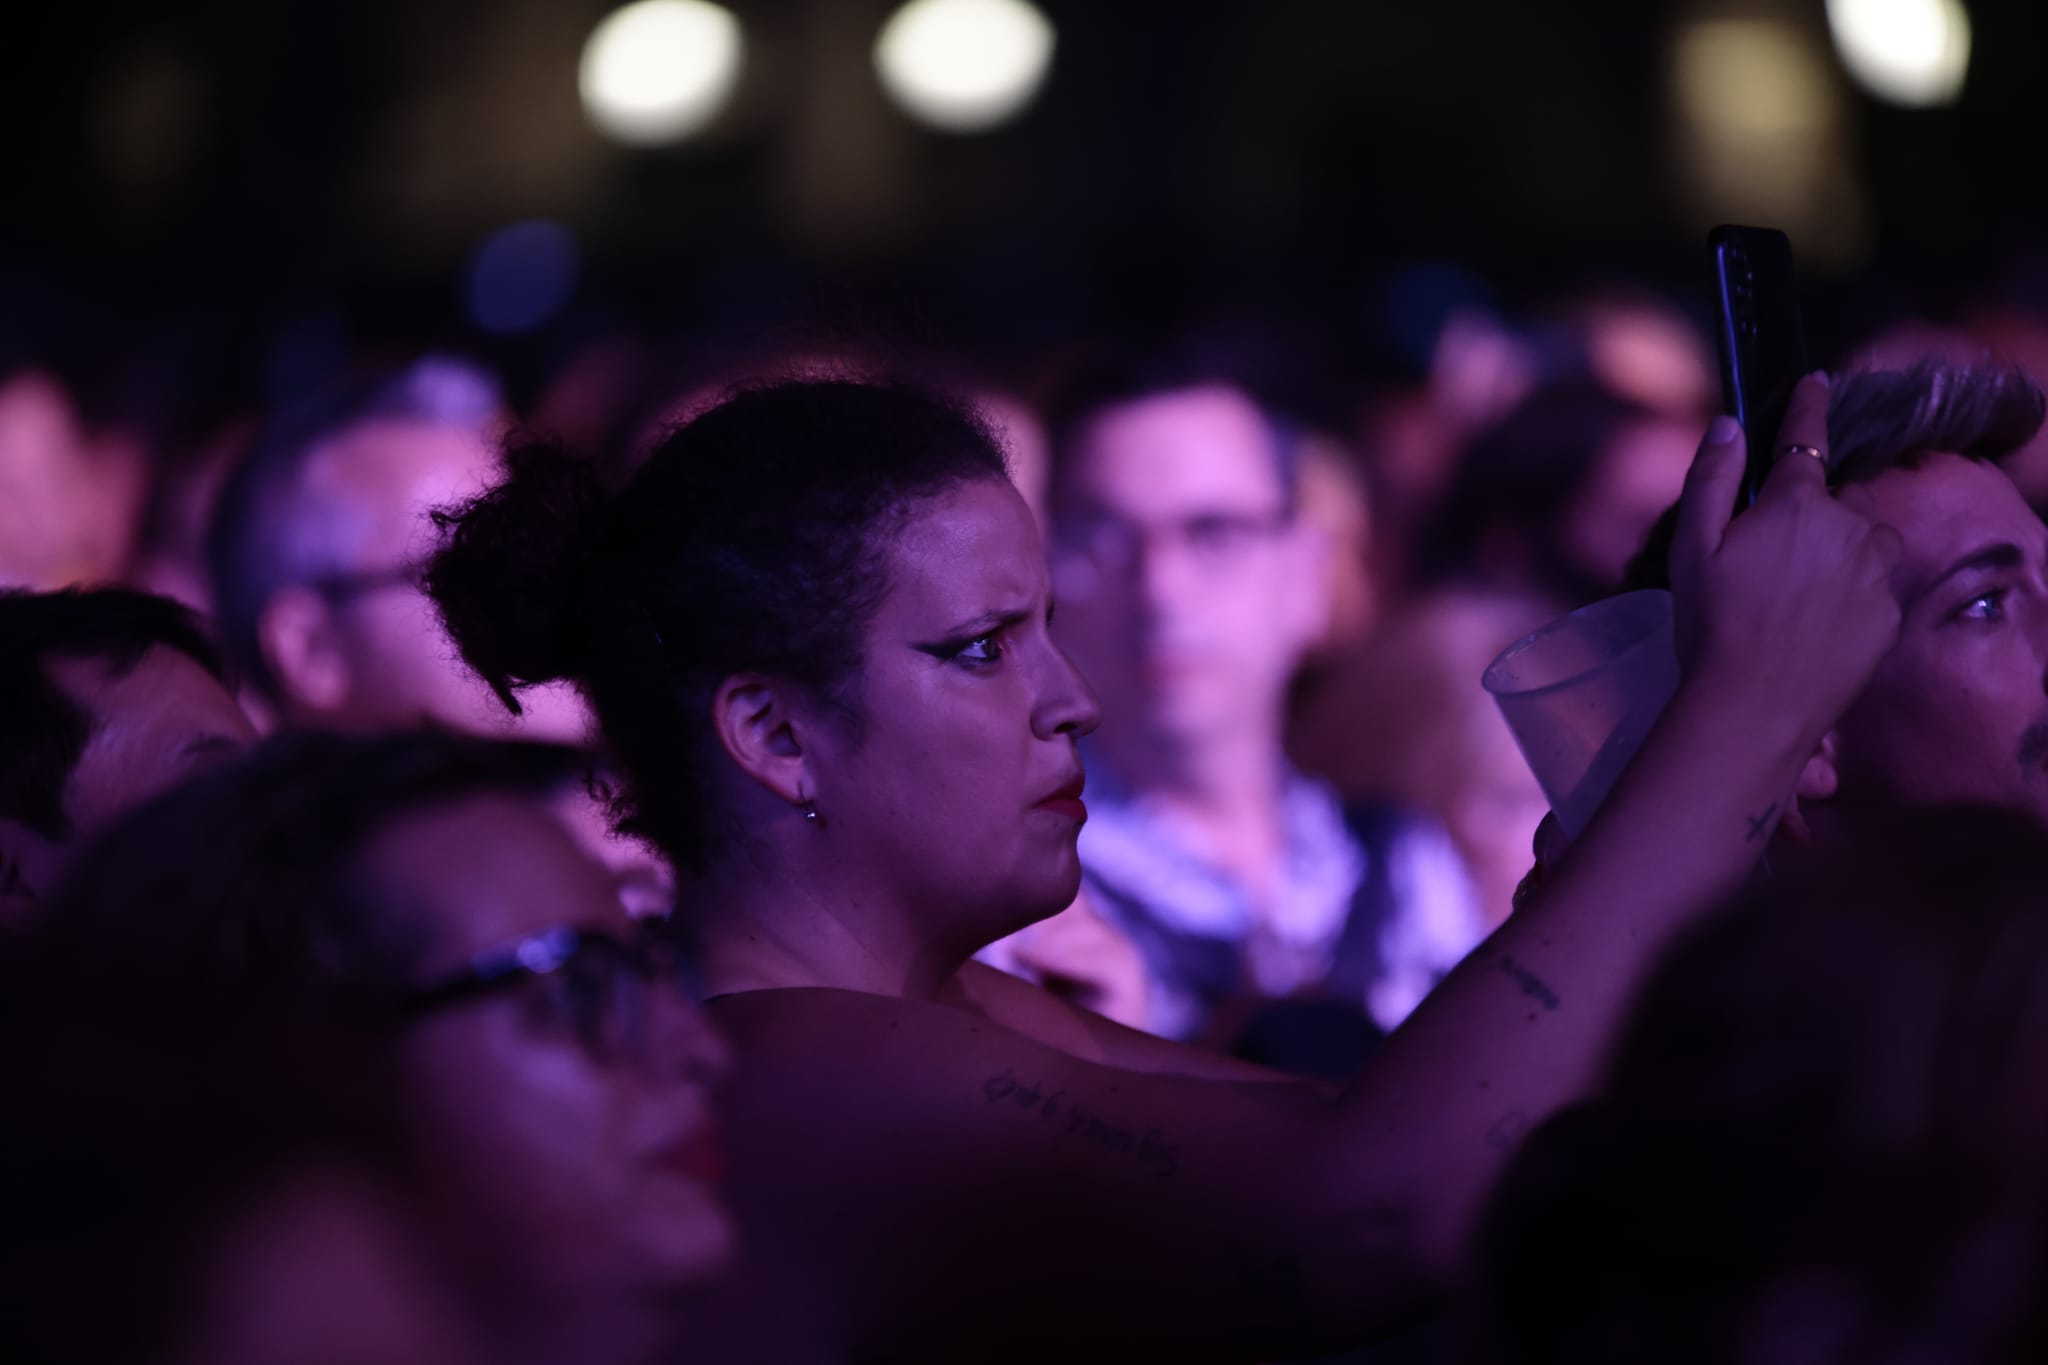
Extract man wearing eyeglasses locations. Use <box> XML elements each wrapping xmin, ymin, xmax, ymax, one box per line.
<box><xmin>205</xmin><ymin>357</ymin><xmax>587</xmax><ymax>740</ymax></box>
<box><xmin>1043</xmin><ymin>352</ymin><xmax>1483</xmax><ymax>1058</ymax></box>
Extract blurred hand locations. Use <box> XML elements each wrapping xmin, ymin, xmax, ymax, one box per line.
<box><xmin>1669</xmin><ymin>373</ymin><xmax>1903</xmax><ymax>739</ymax></box>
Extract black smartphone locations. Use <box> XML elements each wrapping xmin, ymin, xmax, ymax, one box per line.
<box><xmin>1708</xmin><ymin>225</ymin><xmax>1808</xmax><ymax>507</ymax></box>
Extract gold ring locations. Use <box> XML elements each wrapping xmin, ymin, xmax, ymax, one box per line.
<box><xmin>1777</xmin><ymin>443</ymin><xmax>1826</xmax><ymax>464</ymax></box>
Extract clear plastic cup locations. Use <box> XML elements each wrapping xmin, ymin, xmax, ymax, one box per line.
<box><xmin>1481</xmin><ymin>589</ymin><xmax>1682</xmax><ymax>843</ymax></box>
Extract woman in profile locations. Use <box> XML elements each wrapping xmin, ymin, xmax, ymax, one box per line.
<box><xmin>429</xmin><ymin>373</ymin><xmax>1896</xmax><ymax>1361</ymax></box>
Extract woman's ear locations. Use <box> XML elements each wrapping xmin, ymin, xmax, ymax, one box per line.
<box><xmin>258</xmin><ymin>585</ymin><xmax>350</xmax><ymax>714</ymax></box>
<box><xmin>1795</xmin><ymin>731</ymin><xmax>1840</xmax><ymax>806</ymax></box>
<box><xmin>1779</xmin><ymin>731</ymin><xmax>1841</xmax><ymax>844</ymax></box>
<box><xmin>710</xmin><ymin>673</ymin><xmax>812</xmax><ymax>808</ymax></box>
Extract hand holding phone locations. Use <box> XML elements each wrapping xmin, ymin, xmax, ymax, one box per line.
<box><xmin>1709</xmin><ymin>225</ymin><xmax>1809</xmax><ymax>508</ymax></box>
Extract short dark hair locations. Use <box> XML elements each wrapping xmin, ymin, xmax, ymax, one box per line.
<box><xmin>1041</xmin><ymin>342</ymin><xmax>1302</xmax><ymax>520</ymax></box>
<box><xmin>30</xmin><ymin>729</ymin><xmax>584</xmax><ymax>1024</ymax></box>
<box><xmin>206</xmin><ymin>356</ymin><xmax>502</xmax><ymax>695</ymax></box>
<box><xmin>426</xmin><ymin>377</ymin><xmax>1010</xmax><ymax>873</ymax></box>
<box><xmin>1825</xmin><ymin>361</ymin><xmax>2046</xmax><ymax>486</ymax></box>
<box><xmin>0</xmin><ymin>587</ymin><xmax>228</xmax><ymax>840</ymax></box>
<box><xmin>0</xmin><ymin>975</ymin><xmax>403</xmax><ymax>1365</ymax></box>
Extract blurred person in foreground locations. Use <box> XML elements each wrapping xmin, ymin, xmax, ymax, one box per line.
<box><xmin>0</xmin><ymin>996</ymin><xmax>484</xmax><ymax>1365</ymax></box>
<box><xmin>1043</xmin><ymin>349</ymin><xmax>1485</xmax><ymax>1049</ymax></box>
<box><xmin>0</xmin><ymin>587</ymin><xmax>255</xmax><ymax>922</ymax></box>
<box><xmin>205</xmin><ymin>355</ymin><xmax>587</xmax><ymax>740</ymax></box>
<box><xmin>24</xmin><ymin>730</ymin><xmax>734</xmax><ymax>1365</ymax></box>
<box><xmin>1468</xmin><ymin>806</ymin><xmax>2048</xmax><ymax>1365</ymax></box>
<box><xmin>422</xmin><ymin>372</ymin><xmax>1897</xmax><ymax>1361</ymax></box>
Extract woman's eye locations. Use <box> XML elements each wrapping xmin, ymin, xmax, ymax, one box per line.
<box><xmin>1957</xmin><ymin>589</ymin><xmax>2008</xmax><ymax>623</ymax></box>
<box><xmin>954</xmin><ymin>633</ymin><xmax>1004</xmax><ymax>664</ymax></box>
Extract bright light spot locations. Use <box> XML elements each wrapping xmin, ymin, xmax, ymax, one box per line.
<box><xmin>579</xmin><ymin>0</ymin><xmax>743</xmax><ymax>146</ymax></box>
<box><xmin>1675</xmin><ymin>20</ymin><xmax>1834</xmax><ymax>138</ymax></box>
<box><xmin>466</xmin><ymin>221</ymin><xmax>580</xmax><ymax>334</ymax></box>
<box><xmin>874</xmin><ymin>0</ymin><xmax>1055</xmax><ymax>133</ymax></box>
<box><xmin>1670</xmin><ymin>17</ymin><xmax>1867</xmax><ymax>265</ymax></box>
<box><xmin>1827</xmin><ymin>0</ymin><xmax>1970</xmax><ymax>106</ymax></box>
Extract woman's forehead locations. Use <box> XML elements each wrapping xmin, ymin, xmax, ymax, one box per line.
<box><xmin>364</xmin><ymin>793</ymin><xmax>631</xmax><ymax>966</ymax></box>
<box><xmin>878</xmin><ymin>480</ymin><xmax>1046</xmax><ymax>617</ymax></box>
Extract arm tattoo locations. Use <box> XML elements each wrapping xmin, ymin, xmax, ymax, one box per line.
<box><xmin>1498</xmin><ymin>954</ymin><xmax>1561</xmax><ymax>1010</ymax></box>
<box><xmin>1746</xmin><ymin>802</ymin><xmax>1779</xmax><ymax>842</ymax></box>
<box><xmin>983</xmin><ymin>1068</ymin><xmax>1179</xmax><ymax>1179</ymax></box>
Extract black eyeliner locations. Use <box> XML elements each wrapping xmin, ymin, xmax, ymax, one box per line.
<box><xmin>912</xmin><ymin>607</ymin><xmax>1032</xmax><ymax>658</ymax></box>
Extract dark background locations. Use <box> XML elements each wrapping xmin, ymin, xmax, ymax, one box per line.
<box><xmin>3</xmin><ymin>0</ymin><xmax>2043</xmax><ymax>419</ymax></box>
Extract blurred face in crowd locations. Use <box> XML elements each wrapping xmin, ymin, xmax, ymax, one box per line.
<box><xmin>1562</xmin><ymin>415</ymin><xmax>1697</xmax><ymax>591</ymax></box>
<box><xmin>797</xmin><ymin>477</ymin><xmax>1101</xmax><ymax>945</ymax></box>
<box><xmin>1050</xmin><ymin>386</ymin><xmax>1328</xmax><ymax>762</ymax></box>
<box><xmin>1820</xmin><ymin>455</ymin><xmax>2048</xmax><ymax>828</ymax></box>
<box><xmin>1</xmin><ymin>646</ymin><xmax>256</xmax><ymax>919</ymax></box>
<box><xmin>369</xmin><ymin>793</ymin><xmax>734</xmax><ymax>1308</ymax></box>
<box><xmin>263</xmin><ymin>418</ymin><xmax>587</xmax><ymax>740</ymax></box>
<box><xmin>0</xmin><ymin>369</ymin><xmax>149</xmax><ymax>591</ymax></box>
<box><xmin>53</xmin><ymin>646</ymin><xmax>258</xmax><ymax>832</ymax></box>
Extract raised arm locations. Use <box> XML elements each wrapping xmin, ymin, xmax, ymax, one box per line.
<box><xmin>696</xmin><ymin>380</ymin><xmax>1904</xmax><ymax>1362</ymax></box>
<box><xmin>1323</xmin><ymin>376</ymin><xmax>1903</xmax><ymax>1278</ymax></box>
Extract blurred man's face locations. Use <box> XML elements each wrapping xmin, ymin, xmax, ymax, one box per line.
<box><xmin>53</xmin><ymin>645</ymin><xmax>257</xmax><ymax>833</ymax></box>
<box><xmin>1050</xmin><ymin>386</ymin><xmax>1327</xmax><ymax>758</ymax></box>
<box><xmin>2</xmin><ymin>644</ymin><xmax>253</xmax><ymax>921</ymax></box>
<box><xmin>1827</xmin><ymin>455</ymin><xmax>2048</xmax><ymax>826</ymax></box>
<box><xmin>294</xmin><ymin>419</ymin><xmax>587</xmax><ymax>741</ymax></box>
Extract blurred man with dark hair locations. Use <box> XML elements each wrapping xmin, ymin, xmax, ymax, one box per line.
<box><xmin>205</xmin><ymin>357</ymin><xmax>586</xmax><ymax>739</ymax></box>
<box><xmin>0</xmin><ymin>586</ymin><xmax>255</xmax><ymax>920</ymax></box>
<box><xmin>1045</xmin><ymin>350</ymin><xmax>1482</xmax><ymax>1051</ymax></box>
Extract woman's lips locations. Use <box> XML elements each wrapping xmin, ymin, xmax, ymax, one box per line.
<box><xmin>1034</xmin><ymin>774</ymin><xmax>1087</xmax><ymax>823</ymax></box>
<box><xmin>652</xmin><ymin>1128</ymin><xmax>729</xmax><ymax>1186</ymax></box>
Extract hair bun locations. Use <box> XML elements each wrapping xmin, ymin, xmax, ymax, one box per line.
<box><xmin>425</xmin><ymin>438</ymin><xmax>608</xmax><ymax>713</ymax></box>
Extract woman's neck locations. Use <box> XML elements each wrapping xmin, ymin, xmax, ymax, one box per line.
<box><xmin>690</xmin><ymin>867</ymin><xmax>970</xmax><ymax>1002</ymax></box>
<box><xmin>470</xmin><ymin>1286</ymin><xmax>674</xmax><ymax>1365</ymax></box>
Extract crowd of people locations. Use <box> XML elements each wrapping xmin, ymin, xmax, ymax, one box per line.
<box><xmin>6</xmin><ymin>274</ymin><xmax>2048</xmax><ymax>1364</ymax></box>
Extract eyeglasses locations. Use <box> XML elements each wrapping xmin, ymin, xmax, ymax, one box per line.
<box><xmin>399</xmin><ymin>922</ymin><xmax>703</xmax><ymax>1066</ymax></box>
<box><xmin>303</xmin><ymin>564</ymin><xmax>427</xmax><ymax>602</ymax></box>
<box><xmin>1052</xmin><ymin>508</ymin><xmax>1293</xmax><ymax>577</ymax></box>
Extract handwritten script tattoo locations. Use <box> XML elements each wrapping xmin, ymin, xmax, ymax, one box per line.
<box><xmin>982</xmin><ymin>1068</ymin><xmax>1179</xmax><ymax>1179</ymax></box>
<box><xmin>1746</xmin><ymin>802</ymin><xmax>1779</xmax><ymax>843</ymax></box>
<box><xmin>1498</xmin><ymin>954</ymin><xmax>1561</xmax><ymax>1010</ymax></box>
